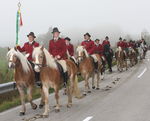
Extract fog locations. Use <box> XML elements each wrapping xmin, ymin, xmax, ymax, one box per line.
<box><xmin>0</xmin><ymin>0</ymin><xmax>150</xmax><ymax>47</ymax></box>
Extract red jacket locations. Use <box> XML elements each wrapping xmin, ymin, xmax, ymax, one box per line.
<box><xmin>102</xmin><ymin>40</ymin><xmax>110</xmax><ymax>47</ymax></box>
<box><xmin>117</xmin><ymin>41</ymin><xmax>125</xmax><ymax>49</ymax></box>
<box><xmin>81</xmin><ymin>40</ymin><xmax>94</xmax><ymax>54</ymax></box>
<box><xmin>89</xmin><ymin>43</ymin><xmax>104</xmax><ymax>56</ymax></box>
<box><xmin>17</xmin><ymin>41</ymin><xmax>39</xmax><ymax>61</ymax></box>
<box><xmin>49</xmin><ymin>38</ymin><xmax>67</xmax><ymax>60</ymax></box>
<box><xmin>128</xmin><ymin>42</ymin><xmax>134</xmax><ymax>48</ymax></box>
<box><xmin>66</xmin><ymin>43</ymin><xmax>74</xmax><ymax>56</ymax></box>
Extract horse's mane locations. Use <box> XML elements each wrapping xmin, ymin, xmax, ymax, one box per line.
<box><xmin>32</xmin><ymin>46</ymin><xmax>57</xmax><ymax>69</ymax></box>
<box><xmin>7</xmin><ymin>48</ymin><xmax>31</xmax><ymax>73</ymax></box>
<box><xmin>76</xmin><ymin>46</ymin><xmax>89</xmax><ymax>57</ymax></box>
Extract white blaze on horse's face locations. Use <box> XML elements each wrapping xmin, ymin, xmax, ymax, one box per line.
<box><xmin>34</xmin><ymin>54</ymin><xmax>40</xmax><ymax>72</ymax></box>
<box><xmin>8</xmin><ymin>53</ymin><xmax>17</xmax><ymax>69</ymax></box>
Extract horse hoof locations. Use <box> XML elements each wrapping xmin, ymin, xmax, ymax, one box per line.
<box><xmin>67</xmin><ymin>104</ymin><xmax>72</xmax><ymax>108</ymax></box>
<box><xmin>32</xmin><ymin>104</ymin><xmax>37</xmax><ymax>110</ymax></box>
<box><xmin>39</xmin><ymin>104</ymin><xmax>44</xmax><ymax>109</ymax></box>
<box><xmin>55</xmin><ymin>108</ymin><xmax>60</xmax><ymax>113</ymax></box>
<box><xmin>19</xmin><ymin>112</ymin><xmax>25</xmax><ymax>116</ymax></box>
<box><xmin>42</xmin><ymin>114</ymin><xmax>49</xmax><ymax>118</ymax></box>
<box><xmin>87</xmin><ymin>91</ymin><xmax>91</xmax><ymax>93</ymax></box>
<box><xmin>83</xmin><ymin>93</ymin><xmax>87</xmax><ymax>96</ymax></box>
<box><xmin>96</xmin><ymin>88</ymin><xmax>100</xmax><ymax>90</ymax></box>
<box><xmin>92</xmin><ymin>86</ymin><xmax>95</xmax><ymax>89</ymax></box>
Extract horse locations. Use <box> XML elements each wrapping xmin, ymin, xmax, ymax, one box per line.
<box><xmin>76</xmin><ymin>46</ymin><xmax>102</xmax><ymax>95</ymax></box>
<box><xmin>32</xmin><ymin>46</ymin><xmax>81</xmax><ymax>117</ymax></box>
<box><xmin>128</xmin><ymin>47</ymin><xmax>137</xmax><ymax>66</ymax></box>
<box><xmin>115</xmin><ymin>47</ymin><xmax>128</xmax><ymax>72</ymax></box>
<box><xmin>139</xmin><ymin>43</ymin><xmax>147</xmax><ymax>59</ymax></box>
<box><xmin>7</xmin><ymin>47</ymin><xmax>37</xmax><ymax>116</ymax></box>
<box><xmin>103</xmin><ymin>45</ymin><xmax>113</xmax><ymax>73</ymax></box>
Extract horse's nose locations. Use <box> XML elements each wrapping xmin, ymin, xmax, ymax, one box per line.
<box><xmin>34</xmin><ymin>65</ymin><xmax>40</xmax><ymax>72</ymax></box>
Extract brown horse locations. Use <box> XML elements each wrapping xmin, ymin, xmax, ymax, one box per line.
<box><xmin>32</xmin><ymin>46</ymin><xmax>81</xmax><ymax>117</ymax></box>
<box><xmin>128</xmin><ymin>47</ymin><xmax>137</xmax><ymax>66</ymax></box>
<box><xmin>115</xmin><ymin>47</ymin><xmax>128</xmax><ymax>72</ymax></box>
<box><xmin>76</xmin><ymin>46</ymin><xmax>101</xmax><ymax>95</ymax></box>
<box><xmin>7</xmin><ymin>47</ymin><xmax>37</xmax><ymax>116</ymax></box>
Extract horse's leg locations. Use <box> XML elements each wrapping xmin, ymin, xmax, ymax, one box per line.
<box><xmin>54</xmin><ymin>86</ymin><xmax>60</xmax><ymax>112</ymax></box>
<box><xmin>17</xmin><ymin>85</ymin><xmax>26</xmax><ymax>116</ymax></box>
<box><xmin>27</xmin><ymin>86</ymin><xmax>37</xmax><ymax>110</ymax></box>
<box><xmin>42</xmin><ymin>85</ymin><xmax>50</xmax><ymax>117</ymax></box>
<box><xmin>83</xmin><ymin>74</ymin><xmax>90</xmax><ymax>95</ymax></box>
<box><xmin>72</xmin><ymin>75</ymin><xmax>82</xmax><ymax>99</ymax></box>
<box><xmin>96</xmin><ymin>72</ymin><xmax>100</xmax><ymax>90</ymax></box>
<box><xmin>92</xmin><ymin>73</ymin><xmax>95</xmax><ymax>89</ymax></box>
<box><xmin>66</xmin><ymin>85</ymin><xmax>72</xmax><ymax>108</ymax></box>
<box><xmin>39</xmin><ymin>88</ymin><xmax>45</xmax><ymax>108</ymax></box>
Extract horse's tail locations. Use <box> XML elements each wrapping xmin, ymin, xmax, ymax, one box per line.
<box><xmin>73</xmin><ymin>75</ymin><xmax>83</xmax><ymax>99</ymax></box>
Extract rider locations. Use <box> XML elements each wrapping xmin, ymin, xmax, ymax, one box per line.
<box><xmin>16</xmin><ymin>32</ymin><xmax>40</xmax><ymax>86</ymax></box>
<box><xmin>81</xmin><ymin>33</ymin><xmax>94</xmax><ymax>54</ymax></box>
<box><xmin>102</xmin><ymin>36</ymin><xmax>113</xmax><ymax>72</ymax></box>
<box><xmin>49</xmin><ymin>27</ymin><xmax>67</xmax><ymax>60</ymax></box>
<box><xmin>49</xmin><ymin>27</ymin><xmax>68</xmax><ymax>86</ymax></box>
<box><xmin>65</xmin><ymin>37</ymin><xmax>74</xmax><ymax>56</ymax></box>
<box><xmin>89</xmin><ymin>39</ymin><xmax>106</xmax><ymax>71</ymax></box>
<box><xmin>140</xmin><ymin>38</ymin><xmax>147</xmax><ymax>58</ymax></box>
<box><xmin>102</xmin><ymin>36</ymin><xmax>111</xmax><ymax>47</ymax></box>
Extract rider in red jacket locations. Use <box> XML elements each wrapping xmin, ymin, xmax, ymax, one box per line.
<box><xmin>102</xmin><ymin>36</ymin><xmax>111</xmax><ymax>48</ymax></box>
<box><xmin>65</xmin><ymin>37</ymin><xmax>74</xmax><ymax>56</ymax></box>
<box><xmin>17</xmin><ymin>32</ymin><xmax>39</xmax><ymax>61</ymax></box>
<box><xmin>49</xmin><ymin>27</ymin><xmax>67</xmax><ymax>60</ymax></box>
<box><xmin>89</xmin><ymin>39</ymin><xmax>104</xmax><ymax>56</ymax></box>
<box><xmin>81</xmin><ymin>33</ymin><xmax>94</xmax><ymax>54</ymax></box>
<box><xmin>117</xmin><ymin>37</ymin><xmax>126</xmax><ymax>49</ymax></box>
<box><xmin>17</xmin><ymin>32</ymin><xmax>40</xmax><ymax>86</ymax></box>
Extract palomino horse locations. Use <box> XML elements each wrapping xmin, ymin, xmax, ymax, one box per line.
<box><xmin>76</xmin><ymin>46</ymin><xmax>102</xmax><ymax>95</ymax></box>
<box><xmin>32</xmin><ymin>46</ymin><xmax>81</xmax><ymax>117</ymax></box>
<box><xmin>7</xmin><ymin>48</ymin><xmax>37</xmax><ymax>115</ymax></box>
<box><xmin>115</xmin><ymin>47</ymin><xmax>128</xmax><ymax>72</ymax></box>
<box><xmin>128</xmin><ymin>47</ymin><xmax>137</xmax><ymax>66</ymax></box>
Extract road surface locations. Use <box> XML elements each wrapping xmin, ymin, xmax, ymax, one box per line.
<box><xmin>0</xmin><ymin>52</ymin><xmax>150</xmax><ymax>121</ymax></box>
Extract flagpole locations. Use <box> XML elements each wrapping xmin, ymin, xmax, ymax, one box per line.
<box><xmin>16</xmin><ymin>2</ymin><xmax>22</xmax><ymax>46</ymax></box>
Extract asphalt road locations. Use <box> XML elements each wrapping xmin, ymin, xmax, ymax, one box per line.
<box><xmin>0</xmin><ymin>52</ymin><xmax>150</xmax><ymax>121</ymax></box>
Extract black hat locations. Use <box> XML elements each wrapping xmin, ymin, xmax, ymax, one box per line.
<box><xmin>84</xmin><ymin>33</ymin><xmax>91</xmax><ymax>37</ymax></box>
<box><xmin>123</xmin><ymin>39</ymin><xmax>126</xmax><ymax>41</ymax></box>
<box><xmin>95</xmin><ymin>39</ymin><xmax>100</xmax><ymax>42</ymax></box>
<box><xmin>52</xmin><ymin>27</ymin><xmax>61</xmax><ymax>33</ymax></box>
<box><xmin>65</xmin><ymin>37</ymin><xmax>71</xmax><ymax>41</ymax></box>
<box><xmin>119</xmin><ymin>37</ymin><xmax>122</xmax><ymax>40</ymax></box>
<box><xmin>105</xmin><ymin>36</ymin><xmax>109</xmax><ymax>39</ymax></box>
<box><xmin>27</xmin><ymin>32</ymin><xmax>36</xmax><ymax>38</ymax></box>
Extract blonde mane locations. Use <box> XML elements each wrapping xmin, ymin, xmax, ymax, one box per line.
<box><xmin>76</xmin><ymin>46</ymin><xmax>89</xmax><ymax>57</ymax></box>
<box><xmin>32</xmin><ymin>46</ymin><xmax>57</xmax><ymax>69</ymax></box>
<box><xmin>7</xmin><ymin>48</ymin><xmax>31</xmax><ymax>73</ymax></box>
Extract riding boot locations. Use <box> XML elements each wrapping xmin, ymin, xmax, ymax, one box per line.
<box><xmin>29</xmin><ymin>61</ymin><xmax>42</xmax><ymax>87</ymax></box>
<box><xmin>63</xmin><ymin>72</ymin><xmax>68</xmax><ymax>88</ymax></box>
<box><xmin>94</xmin><ymin>62</ymin><xmax>98</xmax><ymax>72</ymax></box>
<box><xmin>35</xmin><ymin>72</ymin><xmax>42</xmax><ymax>87</ymax></box>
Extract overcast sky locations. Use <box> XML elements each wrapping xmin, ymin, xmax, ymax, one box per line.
<box><xmin>0</xmin><ymin>0</ymin><xmax>150</xmax><ymax>47</ymax></box>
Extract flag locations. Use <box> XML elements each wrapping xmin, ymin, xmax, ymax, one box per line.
<box><xmin>16</xmin><ymin>9</ymin><xmax>23</xmax><ymax>45</ymax></box>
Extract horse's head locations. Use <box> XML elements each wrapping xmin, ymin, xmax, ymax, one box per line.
<box><xmin>76</xmin><ymin>46</ymin><xmax>87</xmax><ymax>63</ymax></box>
<box><xmin>7</xmin><ymin>47</ymin><xmax>19</xmax><ymax>69</ymax></box>
<box><xmin>32</xmin><ymin>46</ymin><xmax>45</xmax><ymax>72</ymax></box>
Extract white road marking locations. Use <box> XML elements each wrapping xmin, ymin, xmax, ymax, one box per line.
<box><xmin>147</xmin><ymin>58</ymin><xmax>150</xmax><ymax>61</ymax></box>
<box><xmin>137</xmin><ymin>68</ymin><xmax>147</xmax><ymax>78</ymax></box>
<box><xmin>83</xmin><ymin>116</ymin><xmax>93</xmax><ymax>121</ymax></box>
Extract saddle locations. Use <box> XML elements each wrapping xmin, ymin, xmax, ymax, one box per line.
<box><xmin>56</xmin><ymin>61</ymin><xmax>68</xmax><ymax>87</ymax></box>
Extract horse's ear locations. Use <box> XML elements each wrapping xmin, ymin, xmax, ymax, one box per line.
<box><xmin>40</xmin><ymin>45</ymin><xmax>44</xmax><ymax>50</ymax></box>
<box><xmin>8</xmin><ymin>47</ymin><xmax>10</xmax><ymax>51</ymax></box>
<box><xmin>14</xmin><ymin>47</ymin><xmax>17</xmax><ymax>51</ymax></box>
